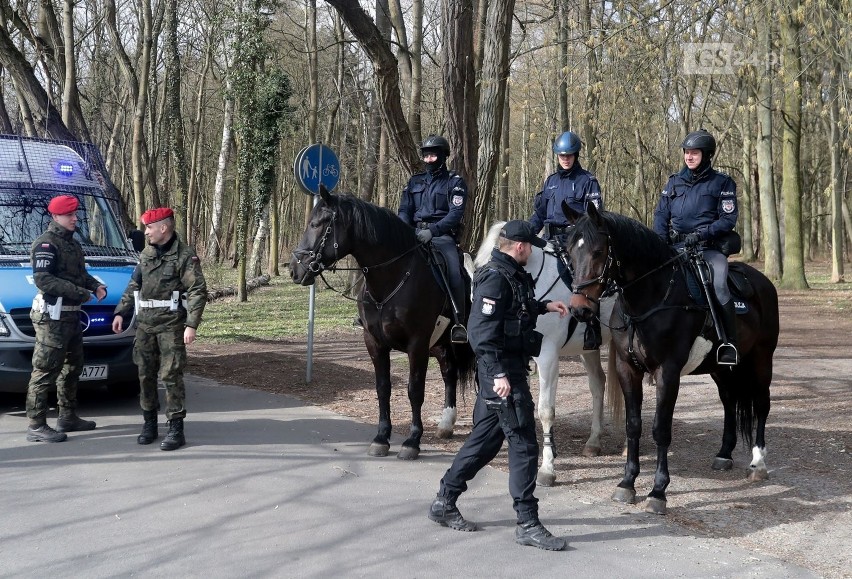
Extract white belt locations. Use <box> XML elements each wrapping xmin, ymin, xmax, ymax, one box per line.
<box><xmin>138</xmin><ymin>299</ymin><xmax>174</xmax><ymax>309</ymax></box>
<box><xmin>31</xmin><ymin>305</ymin><xmax>80</xmax><ymax>312</ymax></box>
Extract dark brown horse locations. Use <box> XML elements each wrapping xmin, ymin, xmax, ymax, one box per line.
<box><xmin>563</xmin><ymin>203</ymin><xmax>778</xmax><ymax>515</ymax></box>
<box><xmin>290</xmin><ymin>186</ymin><xmax>474</xmax><ymax>459</ymax></box>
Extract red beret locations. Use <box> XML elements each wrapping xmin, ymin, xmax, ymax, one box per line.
<box><xmin>47</xmin><ymin>195</ymin><xmax>79</xmax><ymax>215</ymax></box>
<box><xmin>141</xmin><ymin>207</ymin><xmax>174</xmax><ymax>225</ymax></box>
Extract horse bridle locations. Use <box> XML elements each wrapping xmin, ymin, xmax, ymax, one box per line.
<box><xmin>292</xmin><ymin>209</ymin><xmax>339</xmax><ymax>275</ymax></box>
<box><xmin>570</xmin><ymin>233</ymin><xmax>615</xmax><ymax>304</ymax></box>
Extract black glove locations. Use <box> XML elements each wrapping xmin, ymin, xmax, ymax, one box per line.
<box><xmin>684</xmin><ymin>232</ymin><xmax>701</xmax><ymax>248</ymax></box>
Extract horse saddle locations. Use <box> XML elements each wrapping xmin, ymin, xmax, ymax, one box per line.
<box><xmin>684</xmin><ymin>260</ymin><xmax>753</xmax><ymax>314</ymax></box>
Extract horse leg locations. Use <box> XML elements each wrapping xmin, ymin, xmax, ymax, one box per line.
<box><xmin>645</xmin><ymin>367</ymin><xmax>681</xmax><ymax>515</ymax></box>
<box><xmin>712</xmin><ymin>378</ymin><xmax>737</xmax><ymax>471</ymax></box>
<box><xmin>398</xmin><ymin>349</ymin><xmax>429</xmax><ymax>460</ymax></box>
<box><xmin>433</xmin><ymin>346</ymin><xmax>458</xmax><ymax>439</ymax></box>
<box><xmin>612</xmin><ymin>364</ymin><xmax>643</xmax><ymax>506</ymax></box>
<box><xmin>367</xmin><ymin>346</ymin><xmax>393</xmax><ymax>457</ymax></box>
<box><xmin>535</xmin><ymin>347</ymin><xmax>559</xmax><ymax>487</ymax></box>
<box><xmin>580</xmin><ymin>350</ymin><xmax>605</xmax><ymax>457</ymax></box>
<box><xmin>748</xmin><ymin>356</ymin><xmax>772</xmax><ymax>482</ymax></box>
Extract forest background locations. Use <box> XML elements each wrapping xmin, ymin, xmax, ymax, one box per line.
<box><xmin>0</xmin><ymin>0</ymin><xmax>849</xmax><ymax>298</ymax></box>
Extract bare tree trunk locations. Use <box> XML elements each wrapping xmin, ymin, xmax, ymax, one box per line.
<box><xmin>497</xmin><ymin>83</ymin><xmax>510</xmax><ymax>221</ymax></box>
<box><xmin>165</xmin><ymin>0</ymin><xmax>188</xmax><ymax>239</ymax></box>
<box><xmin>360</xmin><ymin>0</ymin><xmax>391</xmax><ymax>201</ymax></box>
<box><xmin>269</xmin><ymin>183</ymin><xmax>280</xmax><ymax>276</ymax></box>
<box><xmin>829</xmin><ymin>59</ymin><xmax>845</xmax><ymax>282</ymax></box>
<box><xmin>409</xmin><ymin>0</ymin><xmax>423</xmax><ymax>142</ymax></box>
<box><xmin>60</xmin><ymin>0</ymin><xmax>90</xmax><ymax>141</ymax></box>
<box><xmin>755</xmin><ymin>6</ymin><xmax>782</xmax><ymax>280</ymax></box>
<box><xmin>304</xmin><ymin>0</ymin><xmax>318</xmax><ymax>228</ymax></box>
<box><xmin>249</xmin><ymin>204</ymin><xmax>269</xmax><ymax>277</ymax></box>
<box><xmin>471</xmin><ymin>0</ymin><xmax>514</xmax><ymax>245</ymax></box>
<box><xmin>187</xmin><ymin>37</ymin><xmax>213</xmax><ymax>247</ymax></box>
<box><xmin>579</xmin><ymin>0</ymin><xmax>599</xmax><ymax>170</ymax></box>
<box><xmin>739</xmin><ymin>103</ymin><xmax>756</xmax><ymax>261</ymax></box>
<box><xmin>207</xmin><ymin>82</ymin><xmax>233</xmax><ymax>262</ymax></box>
<box><xmin>778</xmin><ymin>0</ymin><xmax>808</xmax><ymax>289</ymax></box>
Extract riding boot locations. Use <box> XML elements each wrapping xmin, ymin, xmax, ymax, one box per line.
<box><xmin>717</xmin><ymin>300</ymin><xmax>739</xmax><ymax>366</ymax></box>
<box><xmin>137</xmin><ymin>410</ymin><xmax>159</xmax><ymax>445</ymax></box>
<box><xmin>160</xmin><ymin>418</ymin><xmax>185</xmax><ymax>451</ymax></box>
<box><xmin>56</xmin><ymin>410</ymin><xmax>96</xmax><ymax>432</ymax></box>
<box><xmin>428</xmin><ymin>492</ymin><xmax>477</xmax><ymax>531</ymax></box>
<box><xmin>515</xmin><ymin>520</ymin><xmax>568</xmax><ymax>551</ymax></box>
<box><xmin>26</xmin><ymin>417</ymin><xmax>67</xmax><ymax>443</ymax></box>
<box><xmin>583</xmin><ymin>317</ymin><xmax>602</xmax><ymax>350</ymax></box>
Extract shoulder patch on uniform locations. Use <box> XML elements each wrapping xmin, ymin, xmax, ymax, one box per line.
<box><xmin>452</xmin><ymin>194</ymin><xmax>464</xmax><ymax>206</ymax></box>
<box><xmin>480</xmin><ymin>296</ymin><xmax>496</xmax><ymax>316</ymax></box>
<box><xmin>721</xmin><ymin>199</ymin><xmax>736</xmax><ymax>214</ymax></box>
<box><xmin>721</xmin><ymin>190</ymin><xmax>736</xmax><ymax>197</ymax></box>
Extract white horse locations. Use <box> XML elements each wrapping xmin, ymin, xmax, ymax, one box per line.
<box><xmin>473</xmin><ymin>222</ymin><xmax>615</xmax><ymax>487</ymax></box>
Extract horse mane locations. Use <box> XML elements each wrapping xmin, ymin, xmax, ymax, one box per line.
<box><xmin>334</xmin><ymin>193</ymin><xmax>416</xmax><ymax>249</ymax></box>
<box><xmin>475</xmin><ymin>221</ymin><xmax>506</xmax><ymax>267</ymax></box>
<box><xmin>572</xmin><ymin>210</ymin><xmax>674</xmax><ymax>270</ymax></box>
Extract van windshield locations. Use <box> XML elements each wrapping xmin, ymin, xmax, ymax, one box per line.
<box><xmin>0</xmin><ymin>188</ymin><xmax>133</xmax><ymax>259</ymax></box>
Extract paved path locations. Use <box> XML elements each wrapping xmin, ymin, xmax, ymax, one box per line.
<box><xmin>0</xmin><ymin>377</ymin><xmax>816</xmax><ymax>578</ymax></box>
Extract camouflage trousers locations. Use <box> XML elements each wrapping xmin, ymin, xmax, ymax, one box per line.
<box><xmin>26</xmin><ymin>316</ymin><xmax>83</xmax><ymax>420</ymax></box>
<box><xmin>134</xmin><ymin>326</ymin><xmax>187</xmax><ymax>420</ymax></box>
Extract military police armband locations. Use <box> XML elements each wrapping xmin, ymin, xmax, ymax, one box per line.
<box><xmin>32</xmin><ymin>243</ymin><xmax>56</xmax><ymax>273</ymax></box>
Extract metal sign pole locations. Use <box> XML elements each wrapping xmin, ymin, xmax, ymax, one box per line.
<box><xmin>306</xmin><ymin>144</ymin><xmax>324</xmax><ymax>384</ymax></box>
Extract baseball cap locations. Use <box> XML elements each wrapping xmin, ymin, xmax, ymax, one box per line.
<box><xmin>501</xmin><ymin>220</ymin><xmax>546</xmax><ymax>248</ymax></box>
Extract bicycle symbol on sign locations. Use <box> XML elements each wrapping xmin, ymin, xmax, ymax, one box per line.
<box><xmin>323</xmin><ymin>164</ymin><xmax>338</xmax><ymax>177</ymax></box>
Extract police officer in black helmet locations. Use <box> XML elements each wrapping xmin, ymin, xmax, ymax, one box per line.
<box><xmin>529</xmin><ymin>131</ymin><xmax>603</xmax><ymax>350</ymax></box>
<box><xmin>398</xmin><ymin>135</ymin><xmax>470</xmax><ymax>343</ymax></box>
<box><xmin>428</xmin><ymin>220</ymin><xmax>569</xmax><ymax>551</ymax></box>
<box><xmin>653</xmin><ymin>129</ymin><xmax>740</xmax><ymax>365</ymax></box>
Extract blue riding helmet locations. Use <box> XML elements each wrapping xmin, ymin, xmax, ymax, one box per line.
<box><xmin>552</xmin><ymin>131</ymin><xmax>582</xmax><ymax>156</ymax></box>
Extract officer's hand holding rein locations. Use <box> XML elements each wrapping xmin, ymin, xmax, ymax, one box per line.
<box><xmin>416</xmin><ymin>228</ymin><xmax>433</xmax><ymax>244</ymax></box>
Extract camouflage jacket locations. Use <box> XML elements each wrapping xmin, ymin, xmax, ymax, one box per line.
<box><xmin>31</xmin><ymin>221</ymin><xmax>102</xmax><ymax>318</ymax></box>
<box><xmin>114</xmin><ymin>234</ymin><xmax>207</xmax><ymax>332</ymax></box>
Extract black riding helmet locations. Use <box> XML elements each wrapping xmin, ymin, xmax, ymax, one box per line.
<box><xmin>552</xmin><ymin>131</ymin><xmax>582</xmax><ymax>156</ymax></box>
<box><xmin>681</xmin><ymin>129</ymin><xmax>716</xmax><ymax>159</ymax></box>
<box><xmin>421</xmin><ymin>135</ymin><xmax>449</xmax><ymax>172</ymax></box>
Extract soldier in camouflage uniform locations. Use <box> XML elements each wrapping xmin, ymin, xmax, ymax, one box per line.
<box><xmin>112</xmin><ymin>207</ymin><xmax>207</xmax><ymax>451</ymax></box>
<box><xmin>26</xmin><ymin>195</ymin><xmax>107</xmax><ymax>443</ymax></box>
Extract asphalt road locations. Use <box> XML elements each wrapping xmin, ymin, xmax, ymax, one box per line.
<box><xmin>0</xmin><ymin>376</ymin><xmax>817</xmax><ymax>578</ymax></box>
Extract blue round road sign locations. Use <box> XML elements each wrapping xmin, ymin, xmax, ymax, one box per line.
<box><xmin>294</xmin><ymin>144</ymin><xmax>340</xmax><ymax>195</ymax></box>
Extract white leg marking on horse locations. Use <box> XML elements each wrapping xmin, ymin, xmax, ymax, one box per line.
<box><xmin>437</xmin><ymin>406</ymin><xmax>457</xmax><ymax>432</ymax></box>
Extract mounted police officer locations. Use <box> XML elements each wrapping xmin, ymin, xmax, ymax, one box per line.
<box><xmin>528</xmin><ymin>131</ymin><xmax>603</xmax><ymax>350</ymax></box>
<box><xmin>653</xmin><ymin>129</ymin><xmax>739</xmax><ymax>365</ymax></box>
<box><xmin>112</xmin><ymin>207</ymin><xmax>207</xmax><ymax>450</ymax></box>
<box><xmin>397</xmin><ymin>134</ymin><xmax>469</xmax><ymax>343</ymax></box>
<box><xmin>428</xmin><ymin>220</ymin><xmax>569</xmax><ymax>551</ymax></box>
<box><xmin>25</xmin><ymin>195</ymin><xmax>107</xmax><ymax>442</ymax></box>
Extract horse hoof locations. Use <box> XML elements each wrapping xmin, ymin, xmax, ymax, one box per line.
<box><xmin>435</xmin><ymin>428</ymin><xmax>453</xmax><ymax>439</ymax></box>
<box><xmin>712</xmin><ymin>457</ymin><xmax>734</xmax><ymax>471</ymax></box>
<box><xmin>611</xmin><ymin>487</ymin><xmax>636</xmax><ymax>504</ymax></box>
<box><xmin>368</xmin><ymin>442</ymin><xmax>390</xmax><ymax>457</ymax></box>
<box><xmin>748</xmin><ymin>467</ymin><xmax>769</xmax><ymax>482</ymax></box>
<box><xmin>645</xmin><ymin>497</ymin><xmax>667</xmax><ymax>515</ymax></box>
<box><xmin>537</xmin><ymin>472</ymin><xmax>557</xmax><ymax>487</ymax></box>
<box><xmin>582</xmin><ymin>445</ymin><xmax>602</xmax><ymax>457</ymax></box>
<box><xmin>397</xmin><ymin>446</ymin><xmax>420</xmax><ymax>460</ymax></box>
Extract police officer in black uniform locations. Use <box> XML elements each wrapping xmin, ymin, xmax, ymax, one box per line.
<box><xmin>398</xmin><ymin>135</ymin><xmax>469</xmax><ymax>343</ymax></box>
<box><xmin>529</xmin><ymin>131</ymin><xmax>603</xmax><ymax>350</ymax></box>
<box><xmin>428</xmin><ymin>220</ymin><xmax>569</xmax><ymax>551</ymax></box>
<box><xmin>653</xmin><ymin>128</ymin><xmax>739</xmax><ymax>365</ymax></box>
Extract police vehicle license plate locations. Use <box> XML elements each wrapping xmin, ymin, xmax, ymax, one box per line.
<box><xmin>80</xmin><ymin>365</ymin><xmax>108</xmax><ymax>381</ymax></box>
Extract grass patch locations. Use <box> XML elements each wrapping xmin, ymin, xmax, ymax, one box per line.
<box><xmin>198</xmin><ymin>268</ymin><xmax>358</xmax><ymax>343</ymax></box>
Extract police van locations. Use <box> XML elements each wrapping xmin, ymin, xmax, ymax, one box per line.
<box><xmin>0</xmin><ymin>134</ymin><xmax>142</xmax><ymax>394</ymax></box>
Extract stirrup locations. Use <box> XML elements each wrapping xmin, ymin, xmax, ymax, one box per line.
<box><xmin>450</xmin><ymin>324</ymin><xmax>468</xmax><ymax>344</ymax></box>
<box><xmin>716</xmin><ymin>343</ymin><xmax>738</xmax><ymax>366</ymax></box>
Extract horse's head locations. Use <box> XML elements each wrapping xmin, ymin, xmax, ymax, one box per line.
<box><xmin>562</xmin><ymin>202</ymin><xmax>613</xmax><ymax>322</ymax></box>
<box><xmin>290</xmin><ymin>186</ymin><xmax>348</xmax><ymax>286</ymax></box>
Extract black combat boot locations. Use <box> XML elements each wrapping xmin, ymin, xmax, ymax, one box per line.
<box><xmin>515</xmin><ymin>520</ymin><xmax>567</xmax><ymax>551</ymax></box>
<box><xmin>160</xmin><ymin>418</ymin><xmax>186</xmax><ymax>451</ymax></box>
<box><xmin>428</xmin><ymin>493</ymin><xmax>477</xmax><ymax>531</ymax></box>
<box><xmin>56</xmin><ymin>411</ymin><xmax>96</xmax><ymax>432</ymax></box>
<box><xmin>717</xmin><ymin>301</ymin><xmax>739</xmax><ymax>366</ymax></box>
<box><xmin>583</xmin><ymin>317</ymin><xmax>602</xmax><ymax>350</ymax></box>
<box><xmin>137</xmin><ymin>410</ymin><xmax>159</xmax><ymax>445</ymax></box>
<box><xmin>26</xmin><ymin>418</ymin><xmax>67</xmax><ymax>443</ymax></box>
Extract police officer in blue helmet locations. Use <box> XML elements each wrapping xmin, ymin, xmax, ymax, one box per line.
<box><xmin>528</xmin><ymin>131</ymin><xmax>603</xmax><ymax>350</ymax></box>
<box><xmin>398</xmin><ymin>135</ymin><xmax>470</xmax><ymax>343</ymax></box>
<box><xmin>653</xmin><ymin>129</ymin><xmax>740</xmax><ymax>365</ymax></box>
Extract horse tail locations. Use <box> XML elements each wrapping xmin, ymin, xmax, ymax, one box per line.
<box><xmin>606</xmin><ymin>340</ymin><xmax>624</xmax><ymax>432</ymax></box>
<box><xmin>452</xmin><ymin>341</ymin><xmax>477</xmax><ymax>398</ymax></box>
<box><xmin>736</xmin><ymin>382</ymin><xmax>756</xmax><ymax>450</ymax></box>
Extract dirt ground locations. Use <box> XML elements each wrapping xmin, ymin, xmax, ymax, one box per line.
<box><xmin>189</xmin><ymin>286</ymin><xmax>852</xmax><ymax>578</ymax></box>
